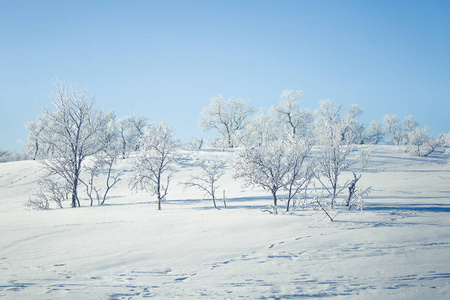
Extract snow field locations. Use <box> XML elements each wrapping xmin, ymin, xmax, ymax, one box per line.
<box><xmin>0</xmin><ymin>145</ymin><xmax>449</xmax><ymax>299</ymax></box>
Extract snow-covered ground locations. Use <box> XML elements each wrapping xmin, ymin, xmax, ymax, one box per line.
<box><xmin>1</xmin><ymin>145</ymin><xmax>449</xmax><ymax>299</ymax></box>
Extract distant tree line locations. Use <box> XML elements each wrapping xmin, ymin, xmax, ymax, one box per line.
<box><xmin>199</xmin><ymin>90</ymin><xmax>446</xmax><ymax>156</ymax></box>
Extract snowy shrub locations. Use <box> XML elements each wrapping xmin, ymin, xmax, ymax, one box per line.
<box><xmin>27</xmin><ymin>178</ymin><xmax>70</xmax><ymax>210</ymax></box>
<box><xmin>183</xmin><ymin>161</ymin><xmax>226</xmax><ymax>208</ymax></box>
<box><xmin>307</xmin><ymin>177</ymin><xmax>371</xmax><ymax>221</ymax></box>
<box><xmin>358</xmin><ymin>149</ymin><xmax>372</xmax><ymax>170</ymax></box>
<box><xmin>347</xmin><ymin>186</ymin><xmax>371</xmax><ymax>211</ymax></box>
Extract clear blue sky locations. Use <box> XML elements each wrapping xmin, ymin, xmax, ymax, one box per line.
<box><xmin>1</xmin><ymin>0</ymin><xmax>449</xmax><ymax>150</ymax></box>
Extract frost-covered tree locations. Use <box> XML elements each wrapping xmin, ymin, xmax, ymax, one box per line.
<box><xmin>184</xmin><ymin>137</ymin><xmax>204</xmax><ymax>150</ymax></box>
<box><xmin>36</xmin><ymin>79</ymin><xmax>111</xmax><ymax>208</ymax></box>
<box><xmin>403</xmin><ymin>115</ymin><xmax>419</xmax><ymax>133</ymax></box>
<box><xmin>442</xmin><ymin>132</ymin><xmax>450</xmax><ymax>154</ymax></box>
<box><xmin>117</xmin><ymin>113</ymin><xmax>149</xmax><ymax>158</ymax></box>
<box><xmin>402</xmin><ymin>115</ymin><xmax>420</xmax><ymax>147</ymax></box>
<box><xmin>25</xmin><ymin>115</ymin><xmax>50</xmax><ymax>160</ymax></box>
<box><xmin>343</xmin><ymin>104</ymin><xmax>365</xmax><ymax>144</ymax></box>
<box><xmin>129</xmin><ymin>122</ymin><xmax>179</xmax><ymax>210</ymax></box>
<box><xmin>314</xmin><ymin>99</ymin><xmax>343</xmax><ymax>135</ymax></box>
<box><xmin>200</xmin><ymin>95</ymin><xmax>255</xmax><ymax>148</ymax></box>
<box><xmin>405</xmin><ymin>127</ymin><xmax>442</xmax><ymax>157</ymax></box>
<box><xmin>0</xmin><ymin>145</ymin><xmax>17</xmax><ymax>163</ymax></box>
<box><xmin>129</xmin><ymin>113</ymin><xmax>149</xmax><ymax>151</ymax></box>
<box><xmin>272</xmin><ymin>90</ymin><xmax>313</xmax><ymax>138</ymax></box>
<box><xmin>234</xmin><ymin>136</ymin><xmax>312</xmax><ymax>213</ymax></box>
<box><xmin>244</xmin><ymin>108</ymin><xmax>279</xmax><ymax>147</ymax></box>
<box><xmin>314</xmin><ymin>100</ymin><xmax>364</xmax><ymax>144</ymax></box>
<box><xmin>282</xmin><ymin>137</ymin><xmax>314</xmax><ymax>212</ymax></box>
<box><xmin>117</xmin><ymin>116</ymin><xmax>133</xmax><ymax>158</ymax></box>
<box><xmin>314</xmin><ymin>120</ymin><xmax>354</xmax><ymax>208</ymax></box>
<box><xmin>183</xmin><ymin>161</ymin><xmax>225</xmax><ymax>208</ymax></box>
<box><xmin>383</xmin><ymin>114</ymin><xmax>403</xmax><ymax>145</ymax></box>
<box><xmin>365</xmin><ymin>120</ymin><xmax>385</xmax><ymax>144</ymax></box>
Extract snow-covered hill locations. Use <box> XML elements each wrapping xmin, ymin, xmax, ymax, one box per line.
<box><xmin>0</xmin><ymin>146</ymin><xmax>449</xmax><ymax>299</ymax></box>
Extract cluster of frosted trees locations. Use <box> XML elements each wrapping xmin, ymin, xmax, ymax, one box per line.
<box><xmin>26</xmin><ymin>80</ymin><xmax>175</xmax><ymax>209</ymax></box>
<box><xmin>199</xmin><ymin>91</ymin><xmax>445</xmax><ymax>157</ymax></box>
<box><xmin>196</xmin><ymin>91</ymin><xmax>447</xmax><ymax>215</ymax></box>
<box><xmin>25</xmin><ymin>81</ymin><xmax>447</xmax><ymax>213</ymax></box>
<box><xmin>229</xmin><ymin>96</ymin><xmax>369</xmax><ymax>216</ymax></box>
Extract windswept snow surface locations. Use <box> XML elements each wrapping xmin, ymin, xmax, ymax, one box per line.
<box><xmin>0</xmin><ymin>146</ymin><xmax>449</xmax><ymax>299</ymax></box>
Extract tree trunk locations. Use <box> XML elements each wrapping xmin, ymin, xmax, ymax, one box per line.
<box><xmin>33</xmin><ymin>141</ymin><xmax>39</xmax><ymax>160</ymax></box>
<box><xmin>71</xmin><ymin>177</ymin><xmax>79</xmax><ymax>207</ymax></box>
<box><xmin>272</xmin><ymin>189</ymin><xmax>278</xmax><ymax>214</ymax></box>
<box><xmin>212</xmin><ymin>195</ymin><xmax>217</xmax><ymax>208</ymax></box>
<box><xmin>157</xmin><ymin>174</ymin><xmax>162</xmax><ymax>210</ymax></box>
<box><xmin>223</xmin><ymin>190</ymin><xmax>227</xmax><ymax>209</ymax></box>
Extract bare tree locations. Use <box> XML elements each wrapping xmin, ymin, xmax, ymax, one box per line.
<box><xmin>200</xmin><ymin>95</ymin><xmax>255</xmax><ymax>148</ymax></box>
<box><xmin>129</xmin><ymin>121</ymin><xmax>179</xmax><ymax>210</ymax></box>
<box><xmin>183</xmin><ymin>161</ymin><xmax>225</xmax><ymax>208</ymax></box>
<box><xmin>345</xmin><ymin>174</ymin><xmax>371</xmax><ymax>211</ymax></box>
<box><xmin>37</xmin><ymin>79</ymin><xmax>110</xmax><ymax>208</ymax></box>
<box><xmin>283</xmin><ymin>137</ymin><xmax>314</xmax><ymax>212</ymax></box>
<box><xmin>314</xmin><ymin>120</ymin><xmax>354</xmax><ymax>208</ymax></box>
<box><xmin>311</xmin><ymin>180</ymin><xmax>370</xmax><ymax>221</ymax></box>
<box><xmin>83</xmin><ymin>156</ymin><xmax>123</xmax><ymax>206</ymax></box>
<box><xmin>81</xmin><ymin>142</ymin><xmax>123</xmax><ymax>206</ymax></box>
<box><xmin>345</xmin><ymin>172</ymin><xmax>361</xmax><ymax>207</ymax></box>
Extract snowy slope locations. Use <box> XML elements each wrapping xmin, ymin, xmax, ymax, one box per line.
<box><xmin>0</xmin><ymin>146</ymin><xmax>449</xmax><ymax>299</ymax></box>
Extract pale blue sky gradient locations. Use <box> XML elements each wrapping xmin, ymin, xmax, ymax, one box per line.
<box><xmin>1</xmin><ymin>0</ymin><xmax>449</xmax><ymax>150</ymax></box>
